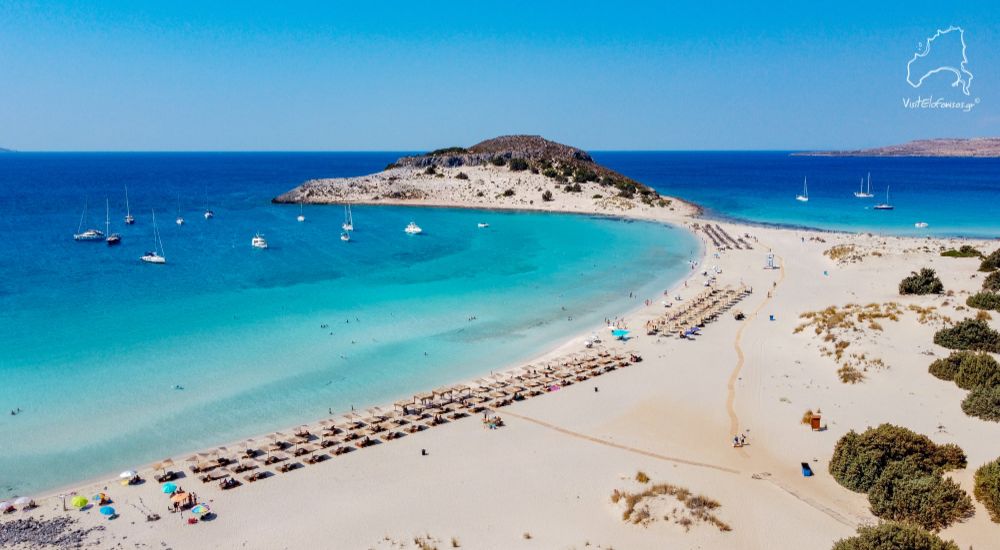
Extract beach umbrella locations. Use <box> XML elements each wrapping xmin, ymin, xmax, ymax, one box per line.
<box><xmin>119</xmin><ymin>470</ymin><xmax>137</xmax><ymax>479</ymax></box>
<box><xmin>70</xmin><ymin>495</ymin><xmax>88</xmax><ymax>509</ymax></box>
<box><xmin>91</xmin><ymin>492</ymin><xmax>108</xmax><ymax>503</ymax></box>
<box><xmin>170</xmin><ymin>492</ymin><xmax>188</xmax><ymax>504</ymax></box>
<box><xmin>99</xmin><ymin>506</ymin><xmax>116</xmax><ymax>517</ymax></box>
<box><xmin>13</xmin><ymin>497</ymin><xmax>30</xmax><ymax>507</ymax></box>
<box><xmin>161</xmin><ymin>482</ymin><xmax>177</xmax><ymax>494</ymax></box>
<box><xmin>0</xmin><ymin>501</ymin><xmax>10</xmax><ymax>511</ymax></box>
<box><xmin>190</xmin><ymin>504</ymin><xmax>210</xmax><ymax>517</ymax></box>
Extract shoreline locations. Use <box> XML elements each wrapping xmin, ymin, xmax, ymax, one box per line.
<box><xmin>25</xmin><ymin>211</ymin><xmax>706</xmax><ymax>503</ymax></box>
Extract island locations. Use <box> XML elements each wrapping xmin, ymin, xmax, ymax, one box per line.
<box><xmin>793</xmin><ymin>137</ymin><xmax>1000</xmax><ymax>158</ymax></box>
<box><xmin>273</xmin><ymin>135</ymin><xmax>699</xmax><ymax>219</ymax></box>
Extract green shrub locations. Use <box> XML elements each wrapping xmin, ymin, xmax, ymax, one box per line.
<box><xmin>984</xmin><ymin>271</ymin><xmax>1000</xmax><ymax>292</ymax></box>
<box><xmin>832</xmin><ymin>522</ymin><xmax>959</xmax><ymax>550</ymax></box>
<box><xmin>427</xmin><ymin>146</ymin><xmax>468</xmax><ymax>156</ymax></box>
<box><xmin>940</xmin><ymin>245</ymin><xmax>981</xmax><ymax>258</ymax></box>
<box><xmin>829</xmin><ymin>424</ymin><xmax>966</xmax><ymax>493</ymax></box>
<box><xmin>455</xmin><ymin>172</ymin><xmax>469</xmax><ymax>180</ymax></box>
<box><xmin>933</xmin><ymin>319</ymin><xmax>1000</xmax><ymax>352</ymax></box>
<box><xmin>542</xmin><ymin>168</ymin><xmax>558</xmax><ymax>178</ymax></box>
<box><xmin>490</xmin><ymin>156</ymin><xmax>506</xmax><ymax>166</ymax></box>
<box><xmin>502</xmin><ymin>188</ymin><xmax>515</xmax><ymax>197</ymax></box>
<box><xmin>508</xmin><ymin>158</ymin><xmax>529</xmax><ymax>171</ymax></box>
<box><xmin>953</xmin><ymin>352</ymin><xmax>1000</xmax><ymax>390</ymax></box>
<box><xmin>899</xmin><ymin>268</ymin><xmax>944</xmax><ymax>295</ymax></box>
<box><xmin>928</xmin><ymin>351</ymin><xmax>972</xmax><ymax>382</ymax></box>
<box><xmin>541</xmin><ymin>190</ymin><xmax>553</xmax><ymax>202</ymax></box>
<box><xmin>424</xmin><ymin>165</ymin><xmax>437</xmax><ymax>175</ymax></box>
<box><xmin>974</xmin><ymin>458</ymin><xmax>1000</xmax><ymax>522</ymax></box>
<box><xmin>573</xmin><ymin>167</ymin><xmax>598</xmax><ymax>183</ymax></box>
<box><xmin>962</xmin><ymin>386</ymin><xmax>1000</xmax><ymax>422</ymax></box>
<box><xmin>563</xmin><ymin>182</ymin><xmax>582</xmax><ymax>193</ymax></box>
<box><xmin>867</xmin><ymin>459</ymin><xmax>974</xmax><ymax>530</ymax></box>
<box><xmin>980</xmin><ymin>249</ymin><xmax>1000</xmax><ymax>272</ymax></box>
<box><xmin>967</xmin><ymin>291</ymin><xmax>1000</xmax><ymax>311</ymax></box>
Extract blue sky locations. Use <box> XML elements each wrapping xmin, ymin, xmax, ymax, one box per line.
<box><xmin>0</xmin><ymin>1</ymin><xmax>997</xmax><ymax>151</ymax></box>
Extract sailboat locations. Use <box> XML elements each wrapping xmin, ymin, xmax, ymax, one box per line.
<box><xmin>873</xmin><ymin>186</ymin><xmax>894</xmax><ymax>210</ymax></box>
<box><xmin>795</xmin><ymin>177</ymin><xmax>809</xmax><ymax>202</ymax></box>
<box><xmin>141</xmin><ymin>210</ymin><xmax>166</xmax><ymax>264</ymax></box>
<box><xmin>175</xmin><ymin>196</ymin><xmax>185</xmax><ymax>225</ymax></box>
<box><xmin>854</xmin><ymin>173</ymin><xmax>875</xmax><ymax>198</ymax></box>
<box><xmin>251</xmin><ymin>233</ymin><xmax>269</xmax><ymax>249</ymax></box>
<box><xmin>73</xmin><ymin>199</ymin><xmax>105</xmax><ymax>241</ymax></box>
<box><xmin>124</xmin><ymin>186</ymin><xmax>135</xmax><ymax>224</ymax></box>
<box><xmin>342</xmin><ymin>204</ymin><xmax>354</xmax><ymax>231</ymax></box>
<box><xmin>340</xmin><ymin>230</ymin><xmax>351</xmax><ymax>242</ymax></box>
<box><xmin>203</xmin><ymin>188</ymin><xmax>214</xmax><ymax>219</ymax></box>
<box><xmin>404</xmin><ymin>221</ymin><xmax>422</xmax><ymax>235</ymax></box>
<box><xmin>105</xmin><ymin>198</ymin><xmax>121</xmax><ymax>245</ymax></box>
<box><xmin>297</xmin><ymin>202</ymin><xmax>305</xmax><ymax>223</ymax></box>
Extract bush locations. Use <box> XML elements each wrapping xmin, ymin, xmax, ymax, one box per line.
<box><xmin>455</xmin><ymin>171</ymin><xmax>469</xmax><ymax>180</ymax></box>
<box><xmin>933</xmin><ymin>319</ymin><xmax>1000</xmax><ymax>352</ymax></box>
<box><xmin>953</xmin><ymin>352</ymin><xmax>1000</xmax><ymax>390</ymax></box>
<box><xmin>542</xmin><ymin>168</ymin><xmax>558</xmax><ymax>178</ymax></box>
<box><xmin>490</xmin><ymin>156</ymin><xmax>506</xmax><ymax>166</ymax></box>
<box><xmin>984</xmin><ymin>271</ymin><xmax>1000</xmax><ymax>292</ymax></box>
<box><xmin>502</xmin><ymin>188</ymin><xmax>515</xmax><ymax>197</ymax></box>
<box><xmin>508</xmin><ymin>158</ymin><xmax>529</xmax><ymax>171</ymax></box>
<box><xmin>427</xmin><ymin>146</ymin><xmax>467</xmax><ymax>156</ymax></box>
<box><xmin>967</xmin><ymin>291</ymin><xmax>1000</xmax><ymax>311</ymax></box>
<box><xmin>899</xmin><ymin>268</ymin><xmax>944</xmax><ymax>295</ymax></box>
<box><xmin>541</xmin><ymin>190</ymin><xmax>553</xmax><ymax>202</ymax></box>
<box><xmin>928</xmin><ymin>351</ymin><xmax>972</xmax><ymax>382</ymax></box>
<box><xmin>832</xmin><ymin>522</ymin><xmax>959</xmax><ymax>550</ymax></box>
<box><xmin>424</xmin><ymin>165</ymin><xmax>437</xmax><ymax>175</ymax></box>
<box><xmin>563</xmin><ymin>182</ymin><xmax>582</xmax><ymax>193</ymax></box>
<box><xmin>867</xmin><ymin>459</ymin><xmax>974</xmax><ymax>530</ymax></box>
<box><xmin>962</xmin><ymin>386</ymin><xmax>1000</xmax><ymax>422</ymax></box>
<box><xmin>829</xmin><ymin>424</ymin><xmax>966</xmax><ymax>493</ymax></box>
<box><xmin>980</xmin><ymin>249</ymin><xmax>1000</xmax><ymax>272</ymax></box>
<box><xmin>940</xmin><ymin>245</ymin><xmax>981</xmax><ymax>258</ymax></box>
<box><xmin>974</xmin><ymin>458</ymin><xmax>1000</xmax><ymax>522</ymax></box>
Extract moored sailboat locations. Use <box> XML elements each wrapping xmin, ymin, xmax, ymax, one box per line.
<box><xmin>73</xmin><ymin>199</ymin><xmax>105</xmax><ymax>241</ymax></box>
<box><xmin>140</xmin><ymin>210</ymin><xmax>167</xmax><ymax>264</ymax></box>
<box><xmin>795</xmin><ymin>177</ymin><xmax>809</xmax><ymax>202</ymax></box>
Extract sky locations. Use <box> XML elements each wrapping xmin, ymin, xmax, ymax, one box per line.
<box><xmin>0</xmin><ymin>1</ymin><xmax>998</xmax><ymax>151</ymax></box>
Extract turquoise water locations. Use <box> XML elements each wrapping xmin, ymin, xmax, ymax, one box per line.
<box><xmin>0</xmin><ymin>153</ymin><xmax>699</xmax><ymax>498</ymax></box>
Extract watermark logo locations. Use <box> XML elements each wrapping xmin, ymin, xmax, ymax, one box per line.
<box><xmin>903</xmin><ymin>26</ymin><xmax>980</xmax><ymax>112</ymax></box>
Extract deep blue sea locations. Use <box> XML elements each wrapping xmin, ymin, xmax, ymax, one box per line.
<box><xmin>0</xmin><ymin>152</ymin><xmax>699</xmax><ymax>498</ymax></box>
<box><xmin>594</xmin><ymin>152</ymin><xmax>1000</xmax><ymax>238</ymax></box>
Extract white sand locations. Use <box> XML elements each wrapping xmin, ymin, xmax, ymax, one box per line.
<box><xmin>5</xmin><ymin>165</ymin><xmax>999</xmax><ymax>549</ymax></box>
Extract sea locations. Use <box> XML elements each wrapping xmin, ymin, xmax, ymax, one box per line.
<box><xmin>0</xmin><ymin>152</ymin><xmax>698</xmax><ymax>498</ymax></box>
<box><xmin>1</xmin><ymin>151</ymin><xmax>997</xmax><ymax>498</ymax></box>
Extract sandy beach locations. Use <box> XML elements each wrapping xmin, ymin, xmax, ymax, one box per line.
<box><xmin>4</xmin><ymin>163</ymin><xmax>999</xmax><ymax>550</ymax></box>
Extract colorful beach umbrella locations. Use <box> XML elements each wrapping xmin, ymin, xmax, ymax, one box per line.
<box><xmin>161</xmin><ymin>482</ymin><xmax>177</xmax><ymax>494</ymax></box>
<box><xmin>99</xmin><ymin>506</ymin><xmax>116</xmax><ymax>516</ymax></box>
<box><xmin>190</xmin><ymin>504</ymin><xmax>210</xmax><ymax>517</ymax></box>
<box><xmin>70</xmin><ymin>495</ymin><xmax>88</xmax><ymax>509</ymax></box>
<box><xmin>91</xmin><ymin>492</ymin><xmax>108</xmax><ymax>503</ymax></box>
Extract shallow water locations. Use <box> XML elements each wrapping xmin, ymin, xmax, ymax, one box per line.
<box><xmin>0</xmin><ymin>153</ymin><xmax>699</xmax><ymax>497</ymax></box>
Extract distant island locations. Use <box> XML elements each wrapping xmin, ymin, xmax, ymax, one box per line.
<box><xmin>274</xmin><ymin>135</ymin><xmax>698</xmax><ymax>219</ymax></box>
<box><xmin>794</xmin><ymin>138</ymin><xmax>1000</xmax><ymax>158</ymax></box>
<box><xmin>0</xmin><ymin>147</ymin><xmax>15</xmax><ymax>153</ymax></box>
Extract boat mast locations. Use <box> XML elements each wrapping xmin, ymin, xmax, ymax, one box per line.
<box><xmin>79</xmin><ymin>198</ymin><xmax>88</xmax><ymax>233</ymax></box>
<box><xmin>105</xmin><ymin>198</ymin><xmax>110</xmax><ymax>236</ymax></box>
<box><xmin>125</xmin><ymin>186</ymin><xmax>132</xmax><ymax>217</ymax></box>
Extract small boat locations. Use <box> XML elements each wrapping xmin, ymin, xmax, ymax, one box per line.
<box><xmin>854</xmin><ymin>173</ymin><xmax>874</xmax><ymax>198</ymax></box>
<box><xmin>915</xmin><ymin>222</ymin><xmax>929</xmax><ymax>228</ymax></box>
<box><xmin>140</xmin><ymin>210</ymin><xmax>166</xmax><ymax>264</ymax></box>
<box><xmin>873</xmin><ymin>186</ymin><xmax>894</xmax><ymax>210</ymax></box>
<box><xmin>105</xmin><ymin>199</ymin><xmax>121</xmax><ymax>246</ymax></box>
<box><xmin>340</xmin><ymin>231</ymin><xmax>351</xmax><ymax>242</ymax></box>
<box><xmin>342</xmin><ymin>204</ymin><xmax>354</xmax><ymax>231</ymax></box>
<box><xmin>477</xmin><ymin>222</ymin><xmax>489</xmax><ymax>228</ymax></box>
<box><xmin>404</xmin><ymin>221</ymin><xmax>422</xmax><ymax>235</ymax></box>
<box><xmin>204</xmin><ymin>210</ymin><xmax>214</xmax><ymax>220</ymax></box>
<box><xmin>73</xmin><ymin>199</ymin><xmax>105</xmax><ymax>241</ymax></box>
<box><xmin>795</xmin><ymin>177</ymin><xmax>809</xmax><ymax>202</ymax></box>
<box><xmin>124</xmin><ymin>186</ymin><xmax>135</xmax><ymax>224</ymax></box>
<box><xmin>175</xmin><ymin>196</ymin><xmax>184</xmax><ymax>225</ymax></box>
<box><xmin>251</xmin><ymin>233</ymin><xmax>268</xmax><ymax>249</ymax></box>
<box><xmin>297</xmin><ymin>202</ymin><xmax>305</xmax><ymax>223</ymax></box>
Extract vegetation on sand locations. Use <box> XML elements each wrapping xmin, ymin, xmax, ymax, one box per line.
<box><xmin>933</xmin><ymin>319</ymin><xmax>1000</xmax><ymax>352</ymax></box>
<box><xmin>831</xmin><ymin>522</ymin><xmax>959</xmax><ymax>550</ymax></box>
<box><xmin>973</xmin><ymin>458</ymin><xmax>1000</xmax><ymax>522</ymax></box>
<box><xmin>898</xmin><ymin>268</ymin><xmax>944</xmax><ymax>295</ymax></box>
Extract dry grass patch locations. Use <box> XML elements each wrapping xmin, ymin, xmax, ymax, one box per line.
<box><xmin>795</xmin><ymin>303</ymin><xmax>902</xmax><ymax>382</ymax></box>
<box><xmin>611</xmin><ymin>474</ymin><xmax>731</xmax><ymax>533</ymax></box>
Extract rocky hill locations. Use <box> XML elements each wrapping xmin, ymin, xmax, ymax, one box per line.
<box><xmin>794</xmin><ymin>138</ymin><xmax>1000</xmax><ymax>158</ymax></box>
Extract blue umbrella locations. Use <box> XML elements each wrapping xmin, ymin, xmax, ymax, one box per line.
<box><xmin>99</xmin><ymin>506</ymin><xmax>116</xmax><ymax>516</ymax></box>
<box><xmin>161</xmin><ymin>482</ymin><xmax>177</xmax><ymax>494</ymax></box>
<box><xmin>611</xmin><ymin>329</ymin><xmax>630</xmax><ymax>340</ymax></box>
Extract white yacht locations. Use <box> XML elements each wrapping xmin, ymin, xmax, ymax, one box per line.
<box><xmin>795</xmin><ymin>177</ymin><xmax>809</xmax><ymax>202</ymax></box>
<box><xmin>915</xmin><ymin>222</ymin><xmax>929</xmax><ymax>228</ymax></box>
<box><xmin>340</xmin><ymin>231</ymin><xmax>351</xmax><ymax>242</ymax></box>
<box><xmin>124</xmin><ymin>186</ymin><xmax>135</xmax><ymax>224</ymax></box>
<box><xmin>251</xmin><ymin>233</ymin><xmax>269</xmax><ymax>249</ymax></box>
<box><xmin>342</xmin><ymin>204</ymin><xmax>354</xmax><ymax>231</ymax></box>
<box><xmin>297</xmin><ymin>202</ymin><xmax>305</xmax><ymax>223</ymax></box>
<box><xmin>74</xmin><ymin>199</ymin><xmax>105</xmax><ymax>241</ymax></box>
<box><xmin>140</xmin><ymin>210</ymin><xmax>166</xmax><ymax>264</ymax></box>
<box><xmin>204</xmin><ymin>210</ymin><xmax>214</xmax><ymax>220</ymax></box>
<box><xmin>404</xmin><ymin>221</ymin><xmax>422</xmax><ymax>235</ymax></box>
<box><xmin>854</xmin><ymin>173</ymin><xmax>875</xmax><ymax>198</ymax></box>
<box><xmin>477</xmin><ymin>222</ymin><xmax>489</xmax><ymax>228</ymax></box>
